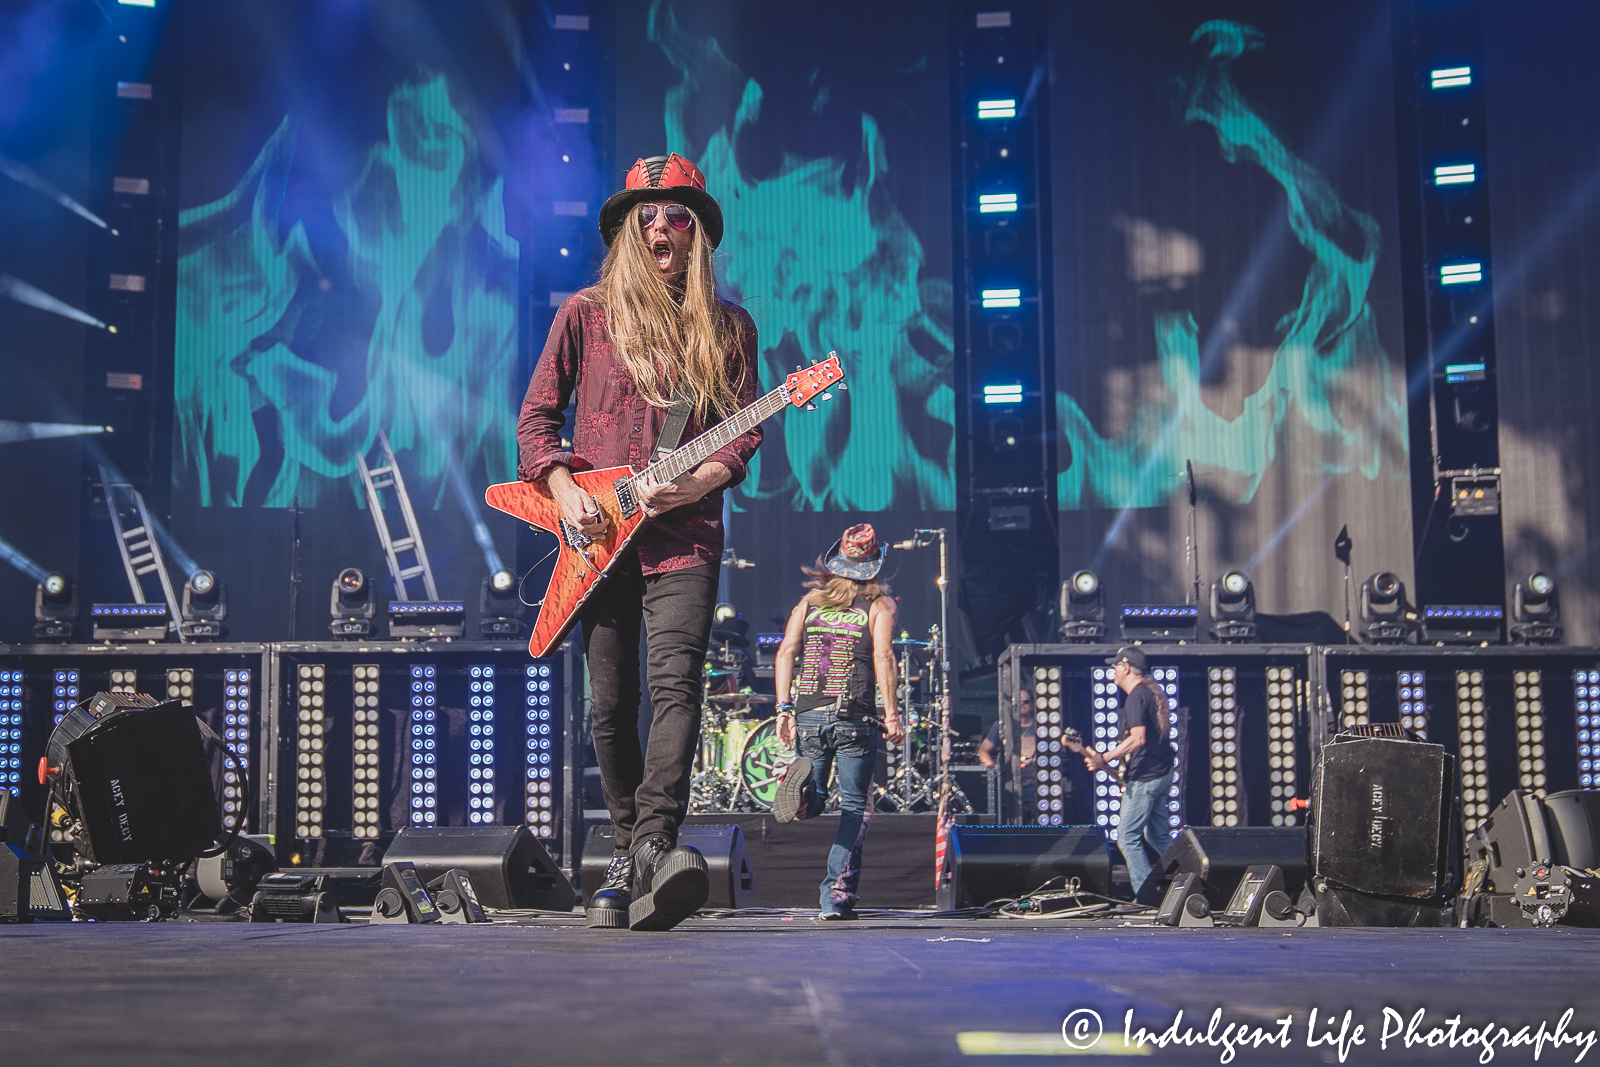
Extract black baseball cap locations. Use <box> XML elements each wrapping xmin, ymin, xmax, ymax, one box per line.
<box><xmin>1105</xmin><ymin>646</ymin><xmax>1147</xmax><ymax>671</ymax></box>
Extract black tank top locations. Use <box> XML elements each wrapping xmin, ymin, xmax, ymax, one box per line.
<box><xmin>792</xmin><ymin>598</ymin><xmax>875</xmax><ymax>713</ymax></box>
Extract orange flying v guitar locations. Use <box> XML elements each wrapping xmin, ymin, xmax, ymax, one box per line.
<box><xmin>484</xmin><ymin>354</ymin><xmax>846</xmax><ymax>658</ymax></box>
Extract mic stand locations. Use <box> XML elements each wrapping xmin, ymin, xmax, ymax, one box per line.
<box><xmin>1185</xmin><ymin>460</ymin><xmax>1200</xmax><ymax>607</ymax></box>
<box><xmin>288</xmin><ymin>496</ymin><xmax>301</xmax><ymax>640</ymax></box>
<box><xmin>1342</xmin><ymin>562</ymin><xmax>1353</xmax><ymax>642</ymax></box>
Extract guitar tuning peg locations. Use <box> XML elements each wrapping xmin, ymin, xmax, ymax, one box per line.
<box><xmin>819</xmin><ymin>392</ymin><xmax>833</xmax><ymax>402</ymax></box>
<box><xmin>836</xmin><ymin>382</ymin><xmax>848</xmax><ymax>391</ymax></box>
<box><xmin>805</xmin><ymin>403</ymin><xmax>818</xmax><ymax>411</ymax></box>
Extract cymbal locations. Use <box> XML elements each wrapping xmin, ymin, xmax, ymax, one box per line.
<box><xmin>707</xmin><ymin>692</ymin><xmax>775</xmax><ymax>705</ymax></box>
<box><xmin>893</xmin><ymin>637</ymin><xmax>931</xmax><ymax>649</ymax></box>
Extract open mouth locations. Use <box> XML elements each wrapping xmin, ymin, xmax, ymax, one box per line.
<box><xmin>652</xmin><ymin>238</ymin><xmax>674</xmax><ymax>270</ymax></box>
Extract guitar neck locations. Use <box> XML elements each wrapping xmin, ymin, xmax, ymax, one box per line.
<box><xmin>637</xmin><ymin>384</ymin><xmax>791</xmax><ymax>484</ymax></box>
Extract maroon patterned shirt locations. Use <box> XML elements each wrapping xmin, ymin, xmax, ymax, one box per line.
<box><xmin>516</xmin><ymin>292</ymin><xmax>762</xmax><ymax>575</ymax></box>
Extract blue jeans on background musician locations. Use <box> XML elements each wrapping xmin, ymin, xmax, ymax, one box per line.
<box><xmin>1117</xmin><ymin>772</ymin><xmax>1174</xmax><ymax>896</ymax></box>
<box><xmin>793</xmin><ymin>710</ymin><xmax>878</xmax><ymax>915</ymax></box>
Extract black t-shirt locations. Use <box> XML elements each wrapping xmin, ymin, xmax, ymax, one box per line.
<box><xmin>1118</xmin><ymin>683</ymin><xmax>1175</xmax><ymax>782</ymax></box>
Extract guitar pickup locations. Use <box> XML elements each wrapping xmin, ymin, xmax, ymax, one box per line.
<box><xmin>613</xmin><ymin>478</ymin><xmax>639</xmax><ymax>519</ymax></box>
<box><xmin>559</xmin><ymin>517</ymin><xmax>592</xmax><ymax>550</ymax></box>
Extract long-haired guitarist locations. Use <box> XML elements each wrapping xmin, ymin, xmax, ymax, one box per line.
<box><xmin>1079</xmin><ymin>646</ymin><xmax>1176</xmax><ymax>897</ymax></box>
<box><xmin>516</xmin><ymin>154</ymin><xmax>762</xmax><ymax>931</ymax></box>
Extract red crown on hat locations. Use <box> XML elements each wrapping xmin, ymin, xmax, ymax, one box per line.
<box><xmin>840</xmin><ymin>523</ymin><xmax>879</xmax><ymax>561</ymax></box>
<box><xmin>624</xmin><ymin>153</ymin><xmax>707</xmax><ymax>192</ymax></box>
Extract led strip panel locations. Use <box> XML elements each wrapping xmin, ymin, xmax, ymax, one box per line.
<box><xmin>351</xmin><ymin>664</ymin><xmax>381</xmax><ymax>839</ymax></box>
<box><xmin>0</xmin><ymin>670</ymin><xmax>21</xmax><ymax>796</ymax></box>
<box><xmin>1264</xmin><ymin>666</ymin><xmax>1298</xmax><ymax>827</ymax></box>
<box><xmin>1339</xmin><ymin>669</ymin><xmax>1370</xmax><ymax>729</ymax></box>
<box><xmin>221</xmin><ymin>668</ymin><xmax>252</xmax><ymax>831</ymax></box>
<box><xmin>1208</xmin><ymin>666</ymin><xmax>1241</xmax><ymax>827</ymax></box>
<box><xmin>467</xmin><ymin>665</ymin><xmax>497</xmax><ymax>824</ymax></box>
<box><xmin>1029</xmin><ymin>665</ymin><xmax>1067</xmax><ymax>826</ymax></box>
<box><xmin>51</xmin><ymin>669</ymin><xmax>79</xmax><ymax>726</ymax></box>
<box><xmin>1455</xmin><ymin>669</ymin><xmax>1489</xmax><ymax>830</ymax></box>
<box><xmin>525</xmin><ymin>662</ymin><xmax>557</xmax><ymax>836</ymax></box>
<box><xmin>1397</xmin><ymin>671</ymin><xmax>1428</xmax><ymax>738</ymax></box>
<box><xmin>1094</xmin><ymin>666</ymin><xmax>1179</xmax><ymax>832</ymax></box>
<box><xmin>1576</xmin><ymin>670</ymin><xmax>1600</xmax><ymax>789</ymax></box>
<box><xmin>1512</xmin><ymin>669</ymin><xmax>1546</xmax><ymax>794</ymax></box>
<box><xmin>408</xmin><ymin>664</ymin><xmax>440</xmax><ymax>827</ymax></box>
<box><xmin>294</xmin><ymin>664</ymin><xmax>327</xmax><ymax>839</ymax></box>
<box><xmin>109</xmin><ymin>668</ymin><xmax>136</xmax><ymax>695</ymax></box>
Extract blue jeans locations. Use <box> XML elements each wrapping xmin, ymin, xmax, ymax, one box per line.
<box><xmin>794</xmin><ymin>712</ymin><xmax>878</xmax><ymax>912</ymax></box>
<box><xmin>1117</xmin><ymin>772</ymin><xmax>1173</xmax><ymax>896</ymax></box>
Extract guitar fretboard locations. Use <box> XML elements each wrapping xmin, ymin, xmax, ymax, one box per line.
<box><xmin>631</xmin><ymin>384</ymin><xmax>792</xmax><ymax>487</ymax></box>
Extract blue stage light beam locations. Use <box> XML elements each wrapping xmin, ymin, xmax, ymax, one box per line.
<box><xmin>447</xmin><ymin>456</ymin><xmax>507</xmax><ymax>578</ymax></box>
<box><xmin>0</xmin><ymin>154</ymin><xmax>112</xmax><ymax>231</ymax></box>
<box><xmin>0</xmin><ymin>274</ymin><xmax>107</xmax><ymax>328</ymax></box>
<box><xmin>0</xmin><ymin>534</ymin><xmax>49</xmax><ymax>585</ymax></box>
<box><xmin>0</xmin><ymin>421</ymin><xmax>109</xmax><ymax>445</ymax></box>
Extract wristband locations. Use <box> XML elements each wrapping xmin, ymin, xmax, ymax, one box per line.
<box><xmin>776</xmin><ymin>702</ymin><xmax>795</xmax><ymax>716</ymax></box>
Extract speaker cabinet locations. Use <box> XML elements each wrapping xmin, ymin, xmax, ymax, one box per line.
<box><xmin>582</xmin><ymin>824</ymin><xmax>758</xmax><ymax>910</ymax></box>
<box><xmin>1467</xmin><ymin>790</ymin><xmax>1551</xmax><ymax>894</ymax></box>
<box><xmin>384</xmin><ymin>825</ymin><xmax>574</xmax><ymax>912</ymax></box>
<box><xmin>1312</xmin><ymin>736</ymin><xmax>1453</xmax><ymax>898</ymax></box>
<box><xmin>1543</xmin><ymin>790</ymin><xmax>1600</xmax><ymax>870</ymax></box>
<box><xmin>0</xmin><ymin>843</ymin><xmax>68</xmax><ymax>922</ymax></box>
<box><xmin>935</xmin><ymin>825</ymin><xmax>1110</xmax><ymax>910</ymax></box>
<box><xmin>1138</xmin><ymin>826</ymin><xmax>1308</xmax><ymax>909</ymax></box>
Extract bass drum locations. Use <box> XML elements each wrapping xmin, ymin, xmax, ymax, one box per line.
<box><xmin>737</xmin><ymin>718</ymin><xmax>787</xmax><ymax>811</ymax></box>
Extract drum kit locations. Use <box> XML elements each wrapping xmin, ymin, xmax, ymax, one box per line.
<box><xmin>688</xmin><ymin>625</ymin><xmax>974</xmax><ymax>816</ymax></box>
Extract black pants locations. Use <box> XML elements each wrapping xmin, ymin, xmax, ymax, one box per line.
<box><xmin>580</xmin><ymin>554</ymin><xmax>717</xmax><ymax>853</ymax></box>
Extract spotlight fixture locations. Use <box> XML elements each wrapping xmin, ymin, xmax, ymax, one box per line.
<box><xmin>1057</xmin><ymin>570</ymin><xmax>1105</xmax><ymax>643</ymax></box>
<box><xmin>479</xmin><ymin>569</ymin><xmax>527</xmax><ymax>639</ymax></box>
<box><xmin>90</xmin><ymin>603</ymin><xmax>168</xmax><ymax>643</ymax></box>
<box><xmin>1511</xmin><ymin>572</ymin><xmax>1562</xmax><ymax>645</ymax></box>
<box><xmin>179</xmin><ymin>569</ymin><xmax>228</xmax><ymax>641</ymax></box>
<box><xmin>330</xmin><ymin>568</ymin><xmax>377</xmax><ymax>640</ymax></box>
<box><xmin>388</xmin><ymin>600</ymin><xmax>465</xmax><ymax>640</ymax></box>
<box><xmin>1120</xmin><ymin>604</ymin><xmax>1198</xmax><ymax>643</ymax></box>
<box><xmin>33</xmin><ymin>573</ymin><xmax>79</xmax><ymax>642</ymax></box>
<box><xmin>713</xmin><ymin>602</ymin><xmax>739</xmax><ymax>625</ymax></box>
<box><xmin>1209</xmin><ymin>570</ymin><xmax>1257</xmax><ymax>643</ymax></box>
<box><xmin>1422</xmin><ymin>604</ymin><xmax>1504</xmax><ymax>646</ymax></box>
<box><xmin>1359</xmin><ymin>571</ymin><xmax>1413</xmax><ymax>645</ymax></box>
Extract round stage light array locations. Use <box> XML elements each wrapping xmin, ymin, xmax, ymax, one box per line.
<box><xmin>52</xmin><ymin>669</ymin><xmax>79</xmax><ymax>725</ymax></box>
<box><xmin>1575</xmin><ymin>670</ymin><xmax>1600</xmax><ymax>788</ymax></box>
<box><xmin>1209</xmin><ymin>666</ymin><xmax>1240</xmax><ymax>827</ymax></box>
<box><xmin>1456</xmin><ymin>670</ymin><xmax>1490</xmax><ymax>829</ymax></box>
<box><xmin>1265</xmin><ymin>666</ymin><xmax>1298</xmax><ymax>827</ymax></box>
<box><xmin>1030</xmin><ymin>665</ymin><xmax>1067</xmax><ymax>827</ymax></box>
<box><xmin>1153</xmin><ymin>667</ymin><xmax>1182</xmax><ymax>833</ymax></box>
<box><xmin>1339</xmin><ymin>670</ymin><xmax>1369</xmax><ymax>729</ymax></box>
<box><xmin>525</xmin><ymin>663</ymin><xmax>557</xmax><ymax>835</ymax></box>
<box><xmin>109</xmin><ymin>669</ymin><xmax>136</xmax><ymax>695</ymax></box>
<box><xmin>0</xmin><ymin>670</ymin><xmax>22</xmax><ymax>795</ymax></box>
<box><xmin>1397</xmin><ymin>671</ymin><xmax>1428</xmax><ymax>738</ymax></box>
<box><xmin>221</xmin><ymin>668</ymin><xmax>252</xmax><ymax>830</ymax></box>
<box><xmin>351</xmin><ymin>664</ymin><xmax>381</xmax><ymax>839</ymax></box>
<box><xmin>467</xmin><ymin>665</ymin><xmax>497</xmax><ymax>825</ymax></box>
<box><xmin>409</xmin><ymin>664</ymin><xmax>439</xmax><ymax>827</ymax></box>
<box><xmin>296</xmin><ymin>664</ymin><xmax>328</xmax><ymax>839</ymax></box>
<box><xmin>1513</xmin><ymin>670</ymin><xmax>1546</xmax><ymax>795</ymax></box>
<box><xmin>166</xmin><ymin>668</ymin><xmax>194</xmax><ymax>702</ymax></box>
<box><xmin>1089</xmin><ymin>666</ymin><xmax>1120</xmax><ymax>829</ymax></box>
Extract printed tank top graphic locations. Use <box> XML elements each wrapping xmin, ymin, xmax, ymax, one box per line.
<box><xmin>794</xmin><ymin>600</ymin><xmax>873</xmax><ymax>703</ymax></box>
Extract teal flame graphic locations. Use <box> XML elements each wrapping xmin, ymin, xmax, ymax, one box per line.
<box><xmin>175</xmin><ymin>73</ymin><xmax>519</xmax><ymax>507</ymax></box>
<box><xmin>1058</xmin><ymin>21</ymin><xmax>1407</xmax><ymax>510</ymax></box>
<box><xmin>649</xmin><ymin>1</ymin><xmax>955</xmax><ymax>511</ymax></box>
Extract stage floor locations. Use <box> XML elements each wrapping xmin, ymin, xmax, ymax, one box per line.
<box><xmin>3</xmin><ymin>916</ymin><xmax>1598</xmax><ymax>1066</ymax></box>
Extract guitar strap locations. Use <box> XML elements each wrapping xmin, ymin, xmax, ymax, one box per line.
<box><xmin>650</xmin><ymin>380</ymin><xmax>695</xmax><ymax>465</ymax></box>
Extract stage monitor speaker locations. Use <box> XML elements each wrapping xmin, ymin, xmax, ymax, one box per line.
<box><xmin>581</xmin><ymin>824</ymin><xmax>758</xmax><ymax>910</ymax></box>
<box><xmin>1467</xmin><ymin>790</ymin><xmax>1551</xmax><ymax>894</ymax></box>
<box><xmin>1542</xmin><ymin>790</ymin><xmax>1600</xmax><ymax>870</ymax></box>
<box><xmin>1312</xmin><ymin>736</ymin><xmax>1453</xmax><ymax>899</ymax></box>
<box><xmin>383</xmin><ymin>825</ymin><xmax>574</xmax><ymax>912</ymax></box>
<box><xmin>0</xmin><ymin>843</ymin><xmax>68</xmax><ymax>922</ymax></box>
<box><xmin>1137</xmin><ymin>827</ymin><xmax>1307</xmax><ymax>910</ymax></box>
<box><xmin>935</xmin><ymin>825</ymin><xmax>1110</xmax><ymax>911</ymax></box>
<box><xmin>50</xmin><ymin>698</ymin><xmax>220</xmax><ymax>865</ymax></box>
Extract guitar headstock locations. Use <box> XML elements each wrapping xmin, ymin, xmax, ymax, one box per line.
<box><xmin>785</xmin><ymin>353</ymin><xmax>845</xmax><ymax>408</ymax></box>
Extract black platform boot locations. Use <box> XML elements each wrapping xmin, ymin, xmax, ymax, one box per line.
<box><xmin>585</xmin><ymin>852</ymin><xmax>632</xmax><ymax>929</ymax></box>
<box><xmin>627</xmin><ymin>832</ymin><xmax>709</xmax><ymax>932</ymax></box>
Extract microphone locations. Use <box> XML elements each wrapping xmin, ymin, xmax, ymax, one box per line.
<box><xmin>892</xmin><ymin>537</ymin><xmax>924</xmax><ymax>551</ymax></box>
<box><xmin>733</xmin><ymin>557</ymin><xmax>755</xmax><ymax>569</ymax></box>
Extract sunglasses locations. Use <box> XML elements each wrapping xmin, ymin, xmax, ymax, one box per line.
<box><xmin>638</xmin><ymin>203</ymin><xmax>695</xmax><ymax>230</ymax></box>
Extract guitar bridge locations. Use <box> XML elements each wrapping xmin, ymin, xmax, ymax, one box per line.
<box><xmin>613</xmin><ymin>477</ymin><xmax>639</xmax><ymax>519</ymax></box>
<box><xmin>558</xmin><ymin>517</ymin><xmax>592</xmax><ymax>551</ymax></box>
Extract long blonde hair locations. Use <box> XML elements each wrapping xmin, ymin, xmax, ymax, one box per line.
<box><xmin>801</xmin><ymin>559</ymin><xmax>891</xmax><ymax>611</ymax></box>
<box><xmin>588</xmin><ymin>202</ymin><xmax>746</xmax><ymax>420</ymax></box>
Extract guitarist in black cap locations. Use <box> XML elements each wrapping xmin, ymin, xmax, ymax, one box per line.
<box><xmin>1080</xmin><ymin>646</ymin><xmax>1175</xmax><ymax>896</ymax></box>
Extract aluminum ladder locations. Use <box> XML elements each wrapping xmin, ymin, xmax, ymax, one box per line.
<box><xmin>356</xmin><ymin>430</ymin><xmax>438</xmax><ymax>602</ymax></box>
<box><xmin>98</xmin><ymin>466</ymin><xmax>182</xmax><ymax>635</ymax></box>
